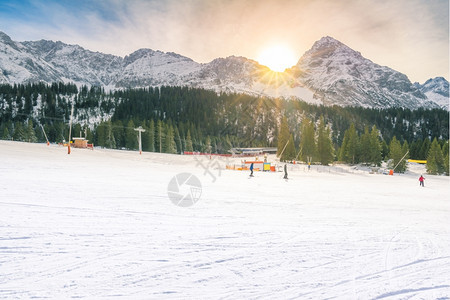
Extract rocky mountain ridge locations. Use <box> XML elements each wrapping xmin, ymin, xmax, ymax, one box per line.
<box><xmin>0</xmin><ymin>31</ymin><xmax>447</xmax><ymax>110</ymax></box>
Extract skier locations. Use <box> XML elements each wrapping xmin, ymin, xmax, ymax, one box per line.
<box><xmin>250</xmin><ymin>162</ymin><xmax>254</xmax><ymax>177</ymax></box>
<box><xmin>419</xmin><ymin>175</ymin><xmax>425</xmax><ymax>187</ymax></box>
<box><xmin>283</xmin><ymin>164</ymin><xmax>288</xmax><ymax>179</ymax></box>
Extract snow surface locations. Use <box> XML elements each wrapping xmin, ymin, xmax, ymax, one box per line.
<box><xmin>424</xmin><ymin>91</ymin><xmax>449</xmax><ymax>111</ymax></box>
<box><xmin>251</xmin><ymin>81</ymin><xmax>318</xmax><ymax>105</ymax></box>
<box><xmin>1</xmin><ymin>141</ymin><xmax>449</xmax><ymax>299</ymax></box>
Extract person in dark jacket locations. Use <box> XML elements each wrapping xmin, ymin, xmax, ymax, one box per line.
<box><xmin>250</xmin><ymin>162</ymin><xmax>254</xmax><ymax>177</ymax></box>
<box><xmin>283</xmin><ymin>164</ymin><xmax>288</xmax><ymax>179</ymax></box>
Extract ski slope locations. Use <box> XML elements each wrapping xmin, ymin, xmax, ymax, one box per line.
<box><xmin>1</xmin><ymin>141</ymin><xmax>449</xmax><ymax>299</ymax></box>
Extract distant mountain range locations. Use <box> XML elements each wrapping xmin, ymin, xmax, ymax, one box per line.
<box><xmin>0</xmin><ymin>31</ymin><xmax>448</xmax><ymax>110</ymax></box>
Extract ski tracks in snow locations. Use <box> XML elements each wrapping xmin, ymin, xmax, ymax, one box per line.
<box><xmin>1</xmin><ymin>141</ymin><xmax>450</xmax><ymax>298</ymax></box>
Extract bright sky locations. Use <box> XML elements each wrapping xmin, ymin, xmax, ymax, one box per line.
<box><xmin>0</xmin><ymin>0</ymin><xmax>448</xmax><ymax>82</ymax></box>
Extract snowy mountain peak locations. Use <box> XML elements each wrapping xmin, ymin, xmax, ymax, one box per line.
<box><xmin>0</xmin><ymin>31</ymin><xmax>445</xmax><ymax>109</ymax></box>
<box><xmin>313</xmin><ymin>36</ymin><xmax>344</xmax><ymax>48</ymax></box>
<box><xmin>295</xmin><ymin>36</ymin><xmax>435</xmax><ymax>108</ymax></box>
<box><xmin>198</xmin><ymin>55</ymin><xmax>265</xmax><ymax>82</ymax></box>
<box><xmin>0</xmin><ymin>31</ymin><xmax>19</xmax><ymax>51</ymax></box>
<box><xmin>306</xmin><ymin>36</ymin><xmax>361</xmax><ymax>56</ymax></box>
<box><xmin>124</xmin><ymin>48</ymin><xmax>159</xmax><ymax>64</ymax></box>
<box><xmin>305</xmin><ymin>36</ymin><xmax>362</xmax><ymax>59</ymax></box>
<box><xmin>123</xmin><ymin>48</ymin><xmax>195</xmax><ymax>65</ymax></box>
<box><xmin>420</xmin><ymin>77</ymin><xmax>449</xmax><ymax>96</ymax></box>
<box><xmin>208</xmin><ymin>55</ymin><xmax>261</xmax><ymax>68</ymax></box>
<box><xmin>0</xmin><ymin>31</ymin><xmax>13</xmax><ymax>43</ymax></box>
<box><xmin>414</xmin><ymin>77</ymin><xmax>449</xmax><ymax>110</ymax></box>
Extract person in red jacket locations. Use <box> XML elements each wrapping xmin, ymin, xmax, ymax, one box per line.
<box><xmin>419</xmin><ymin>175</ymin><xmax>425</xmax><ymax>187</ymax></box>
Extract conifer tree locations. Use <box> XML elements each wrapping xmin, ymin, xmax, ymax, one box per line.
<box><xmin>277</xmin><ymin>116</ymin><xmax>290</xmax><ymax>158</ymax></box>
<box><xmin>348</xmin><ymin>124</ymin><xmax>360</xmax><ymax>164</ymax></box>
<box><xmin>380</xmin><ymin>139</ymin><xmax>389</xmax><ymax>160</ymax></box>
<box><xmin>212</xmin><ymin>138</ymin><xmax>218</xmax><ymax>154</ymax></box>
<box><xmin>410</xmin><ymin>139</ymin><xmax>422</xmax><ymax>159</ymax></box>
<box><xmin>185</xmin><ymin>130</ymin><xmax>194</xmax><ymax>152</ymax></box>
<box><xmin>340</xmin><ymin>123</ymin><xmax>359</xmax><ymax>164</ymax></box>
<box><xmin>164</xmin><ymin>124</ymin><xmax>176</xmax><ymax>154</ymax></box>
<box><xmin>174</xmin><ymin>126</ymin><xmax>182</xmax><ymax>153</ymax></box>
<box><xmin>141</xmin><ymin>121</ymin><xmax>149</xmax><ymax>151</ymax></box>
<box><xmin>44</xmin><ymin>124</ymin><xmax>54</xmax><ymax>142</ymax></box>
<box><xmin>2</xmin><ymin>126</ymin><xmax>10</xmax><ymax>140</ymax></box>
<box><xmin>73</xmin><ymin>124</ymin><xmax>82</xmax><ymax>138</ymax></box>
<box><xmin>197</xmin><ymin>139</ymin><xmax>204</xmax><ymax>153</ymax></box>
<box><xmin>12</xmin><ymin>122</ymin><xmax>25</xmax><ymax>141</ymax></box>
<box><xmin>299</xmin><ymin>117</ymin><xmax>316</xmax><ymax>162</ymax></box>
<box><xmin>388</xmin><ymin>136</ymin><xmax>407</xmax><ymax>173</ymax></box>
<box><xmin>25</xmin><ymin>120</ymin><xmax>37</xmax><ymax>143</ymax></box>
<box><xmin>442</xmin><ymin>140</ymin><xmax>449</xmax><ymax>159</ymax></box>
<box><xmin>281</xmin><ymin>134</ymin><xmax>296</xmax><ymax>161</ymax></box>
<box><xmin>401</xmin><ymin>140</ymin><xmax>410</xmax><ymax>171</ymax></box>
<box><xmin>369</xmin><ymin>125</ymin><xmax>382</xmax><ymax>166</ymax></box>
<box><xmin>155</xmin><ymin>120</ymin><xmax>165</xmax><ymax>153</ymax></box>
<box><xmin>181</xmin><ymin>136</ymin><xmax>187</xmax><ymax>153</ymax></box>
<box><xmin>360</xmin><ymin>126</ymin><xmax>371</xmax><ymax>164</ymax></box>
<box><xmin>113</xmin><ymin>120</ymin><xmax>124</xmax><ymax>149</ymax></box>
<box><xmin>24</xmin><ymin>95</ymin><xmax>32</xmax><ymax>115</ymax></box>
<box><xmin>443</xmin><ymin>141</ymin><xmax>449</xmax><ymax>176</ymax></box>
<box><xmin>105</xmin><ymin>120</ymin><xmax>116</xmax><ymax>149</ymax></box>
<box><xmin>419</xmin><ymin>138</ymin><xmax>431</xmax><ymax>160</ymax></box>
<box><xmin>204</xmin><ymin>136</ymin><xmax>212</xmax><ymax>154</ymax></box>
<box><xmin>96</xmin><ymin>122</ymin><xmax>107</xmax><ymax>147</ymax></box>
<box><xmin>147</xmin><ymin>119</ymin><xmax>155</xmax><ymax>152</ymax></box>
<box><xmin>34</xmin><ymin>124</ymin><xmax>44</xmax><ymax>143</ymax></box>
<box><xmin>125</xmin><ymin>119</ymin><xmax>138</xmax><ymax>150</ymax></box>
<box><xmin>338</xmin><ymin>130</ymin><xmax>349</xmax><ymax>162</ymax></box>
<box><xmin>223</xmin><ymin>135</ymin><xmax>232</xmax><ymax>153</ymax></box>
<box><xmin>85</xmin><ymin>126</ymin><xmax>94</xmax><ymax>144</ymax></box>
<box><xmin>444</xmin><ymin>152</ymin><xmax>449</xmax><ymax>176</ymax></box>
<box><xmin>426</xmin><ymin>138</ymin><xmax>444</xmax><ymax>174</ymax></box>
<box><xmin>3</xmin><ymin>121</ymin><xmax>13</xmax><ymax>140</ymax></box>
<box><xmin>317</xmin><ymin>116</ymin><xmax>334</xmax><ymax>165</ymax></box>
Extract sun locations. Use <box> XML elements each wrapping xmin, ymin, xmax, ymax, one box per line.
<box><xmin>257</xmin><ymin>45</ymin><xmax>297</xmax><ymax>72</ymax></box>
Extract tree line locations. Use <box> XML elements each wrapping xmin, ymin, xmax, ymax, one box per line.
<box><xmin>0</xmin><ymin>82</ymin><xmax>448</xmax><ymax>175</ymax></box>
<box><xmin>275</xmin><ymin>116</ymin><xmax>448</xmax><ymax>175</ymax></box>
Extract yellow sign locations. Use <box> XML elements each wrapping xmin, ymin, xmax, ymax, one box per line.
<box><xmin>408</xmin><ymin>159</ymin><xmax>427</xmax><ymax>164</ymax></box>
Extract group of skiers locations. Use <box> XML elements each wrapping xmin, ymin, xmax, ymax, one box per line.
<box><xmin>249</xmin><ymin>162</ymin><xmax>288</xmax><ymax>179</ymax></box>
<box><xmin>250</xmin><ymin>162</ymin><xmax>428</xmax><ymax>187</ymax></box>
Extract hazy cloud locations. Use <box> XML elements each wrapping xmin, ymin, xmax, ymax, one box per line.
<box><xmin>0</xmin><ymin>0</ymin><xmax>447</xmax><ymax>82</ymax></box>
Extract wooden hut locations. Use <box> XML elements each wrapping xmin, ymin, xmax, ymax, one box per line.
<box><xmin>72</xmin><ymin>137</ymin><xmax>88</xmax><ymax>148</ymax></box>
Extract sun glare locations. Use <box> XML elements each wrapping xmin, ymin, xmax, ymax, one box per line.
<box><xmin>257</xmin><ymin>45</ymin><xmax>297</xmax><ymax>72</ymax></box>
